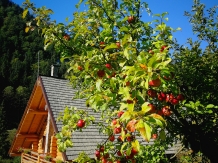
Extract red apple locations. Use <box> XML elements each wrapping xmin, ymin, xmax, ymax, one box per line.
<box><xmin>114</xmin><ymin>127</ymin><xmax>122</xmax><ymax>134</ymax></box>
<box><xmin>109</xmin><ymin>135</ymin><xmax>115</xmax><ymax>142</ymax></box>
<box><xmin>162</xmin><ymin>106</ymin><xmax>171</xmax><ymax>116</ymax></box>
<box><xmin>177</xmin><ymin>94</ymin><xmax>184</xmax><ymax>101</ymax></box>
<box><xmin>126</xmin><ymin>153</ymin><xmax>134</xmax><ymax>159</ymax></box>
<box><xmin>127</xmin><ymin>16</ymin><xmax>134</xmax><ymax>23</ymax></box>
<box><xmin>152</xmin><ymin>133</ymin><xmax>158</xmax><ymax>139</ymax></box>
<box><xmin>108</xmin><ymin>72</ymin><xmax>116</xmax><ymax>78</ymax></box>
<box><xmin>149</xmin><ymin>49</ymin><xmax>154</xmax><ymax>54</ymax></box>
<box><xmin>117</xmin><ymin>111</ymin><xmax>124</xmax><ymax>118</ymax></box>
<box><xmin>126</xmin><ymin>99</ymin><xmax>133</xmax><ymax>104</ymax></box>
<box><xmin>77</xmin><ymin>66</ymin><xmax>83</xmax><ymax>71</ymax></box>
<box><xmin>166</xmin><ymin>93</ymin><xmax>174</xmax><ymax>102</ymax></box>
<box><xmin>148</xmin><ymin>103</ymin><xmax>156</xmax><ymax>113</ymax></box>
<box><xmin>149</xmin><ymin>78</ymin><xmax>161</xmax><ymax>87</ymax></box>
<box><xmin>95</xmin><ymin>150</ymin><xmax>101</xmax><ymax>158</ymax></box>
<box><xmin>101</xmin><ymin>157</ymin><xmax>107</xmax><ymax>163</ymax></box>
<box><xmin>100</xmin><ymin>146</ymin><xmax>104</xmax><ymax>152</ymax></box>
<box><xmin>104</xmin><ymin>153</ymin><xmax>109</xmax><ymax>158</ymax></box>
<box><xmin>171</xmin><ymin>98</ymin><xmax>179</xmax><ymax>105</ymax></box>
<box><xmin>116</xmin><ymin>42</ymin><xmax>121</xmax><ymax>48</ymax></box>
<box><xmin>126</xmin><ymin>81</ymin><xmax>131</xmax><ymax>86</ymax></box>
<box><xmin>147</xmin><ymin>89</ymin><xmax>157</xmax><ymax>98</ymax></box>
<box><xmin>117</xmin><ymin>136</ymin><xmax>123</xmax><ymax>142</ymax></box>
<box><xmin>63</xmin><ymin>34</ymin><xmax>70</xmax><ymax>40</ymax></box>
<box><xmin>157</xmin><ymin>110</ymin><xmax>164</xmax><ymax>116</ymax></box>
<box><xmin>77</xmin><ymin>119</ymin><xmax>85</xmax><ymax>128</ymax></box>
<box><xmin>105</xmin><ymin>63</ymin><xmax>112</xmax><ymax>70</ymax></box>
<box><xmin>157</xmin><ymin>92</ymin><xmax>166</xmax><ymax>101</ymax></box>
<box><xmin>112</xmin><ymin>119</ymin><xmax>117</xmax><ymax>125</ymax></box>
<box><xmin>126</xmin><ymin>135</ymin><xmax>134</xmax><ymax>142</ymax></box>
<box><xmin>131</xmin><ymin>159</ymin><xmax>136</xmax><ymax>163</ymax></box>
<box><xmin>100</xmin><ymin>41</ymin><xmax>105</xmax><ymax>49</ymax></box>
<box><xmin>97</xmin><ymin>70</ymin><xmax>105</xmax><ymax>78</ymax></box>
<box><xmin>117</xmin><ymin>151</ymin><xmax>122</xmax><ymax>156</ymax></box>
<box><xmin>160</xmin><ymin>45</ymin><xmax>168</xmax><ymax>52</ymax></box>
<box><xmin>131</xmin><ymin>148</ymin><xmax>138</xmax><ymax>155</ymax></box>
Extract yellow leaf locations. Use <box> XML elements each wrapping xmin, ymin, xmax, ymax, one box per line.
<box><xmin>25</xmin><ymin>27</ymin><xmax>30</xmax><ymax>33</ymax></box>
<box><xmin>141</xmin><ymin>102</ymin><xmax>151</xmax><ymax>114</ymax></box>
<box><xmin>120</xmin><ymin>111</ymin><xmax>131</xmax><ymax>121</ymax></box>
<box><xmin>37</xmin><ymin>19</ymin><xmax>40</xmax><ymax>26</ymax></box>
<box><xmin>138</xmin><ymin>127</ymin><xmax>148</xmax><ymax>142</ymax></box>
<box><xmin>149</xmin><ymin>113</ymin><xmax>166</xmax><ymax>122</ymax></box>
<box><xmin>127</xmin><ymin>103</ymin><xmax>134</xmax><ymax>112</ymax></box>
<box><xmin>22</xmin><ymin>9</ymin><xmax>28</xmax><ymax>19</ymax></box>
<box><xmin>131</xmin><ymin>139</ymin><xmax>140</xmax><ymax>152</ymax></box>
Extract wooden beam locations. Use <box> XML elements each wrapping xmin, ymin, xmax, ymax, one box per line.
<box><xmin>10</xmin><ymin>153</ymin><xmax>21</xmax><ymax>156</ymax></box>
<box><xmin>27</xmin><ymin>109</ymin><xmax>48</xmax><ymax>115</ymax></box>
<box><xmin>25</xmin><ymin>138</ymin><xmax>39</xmax><ymax>142</ymax></box>
<box><xmin>16</xmin><ymin>134</ymin><xmax>38</xmax><ymax>138</ymax></box>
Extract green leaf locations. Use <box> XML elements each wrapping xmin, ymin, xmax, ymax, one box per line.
<box><xmin>159</xmin><ymin>130</ymin><xmax>166</xmax><ymax>140</ymax></box>
<box><xmin>120</xmin><ymin>26</ymin><xmax>129</xmax><ymax>32</ymax></box>
<box><xmin>103</xmin><ymin>43</ymin><xmax>118</xmax><ymax>52</ymax></box>
<box><xmin>96</xmin><ymin>79</ymin><xmax>102</xmax><ymax>91</ymax></box>
<box><xmin>37</xmin><ymin>19</ymin><xmax>40</xmax><ymax>26</ymax></box>
<box><xmin>168</xmin><ymin>35</ymin><xmax>173</xmax><ymax>40</ymax></box>
<box><xmin>120</xmin><ymin>111</ymin><xmax>131</xmax><ymax>121</ymax></box>
<box><xmin>144</xmin><ymin>122</ymin><xmax>152</xmax><ymax>142</ymax></box>
<box><xmin>141</xmin><ymin>102</ymin><xmax>150</xmax><ymax>114</ymax></box>
<box><xmin>122</xmin><ymin>34</ymin><xmax>131</xmax><ymax>46</ymax></box>
<box><xmin>121</xmin><ymin>142</ymin><xmax>128</xmax><ymax>153</ymax></box>
<box><xmin>124</xmin><ymin>48</ymin><xmax>130</xmax><ymax>60</ymax></box>
<box><xmin>161</xmin><ymin>12</ymin><xmax>168</xmax><ymax>17</ymax></box>
<box><xmin>120</xmin><ymin>103</ymin><xmax>128</xmax><ymax>110</ymax></box>
<box><xmin>206</xmin><ymin>104</ymin><xmax>214</xmax><ymax>109</ymax></box>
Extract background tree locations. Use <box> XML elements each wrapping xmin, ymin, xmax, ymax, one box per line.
<box><xmin>170</xmin><ymin>0</ymin><xmax>218</xmax><ymax>162</ymax></box>
<box><xmin>0</xmin><ymin>0</ymin><xmax>66</xmax><ymax>160</ymax></box>
<box><xmin>0</xmin><ymin>106</ymin><xmax>9</xmax><ymax>159</ymax></box>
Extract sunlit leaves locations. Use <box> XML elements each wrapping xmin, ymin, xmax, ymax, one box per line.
<box><xmin>22</xmin><ymin>9</ymin><xmax>28</xmax><ymax>19</ymax></box>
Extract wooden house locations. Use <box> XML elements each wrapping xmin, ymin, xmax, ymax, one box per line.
<box><xmin>8</xmin><ymin>75</ymin><xmax>181</xmax><ymax>163</ymax></box>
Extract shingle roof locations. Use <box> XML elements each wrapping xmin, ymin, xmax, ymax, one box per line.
<box><xmin>40</xmin><ymin>76</ymin><xmax>181</xmax><ymax>161</ymax></box>
<box><xmin>40</xmin><ymin>76</ymin><xmax>107</xmax><ymax>160</ymax></box>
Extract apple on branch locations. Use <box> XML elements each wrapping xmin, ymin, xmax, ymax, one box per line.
<box><xmin>77</xmin><ymin>119</ymin><xmax>85</xmax><ymax>128</ymax></box>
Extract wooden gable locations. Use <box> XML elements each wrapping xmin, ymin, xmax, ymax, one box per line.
<box><xmin>9</xmin><ymin>77</ymin><xmax>53</xmax><ymax>157</ymax></box>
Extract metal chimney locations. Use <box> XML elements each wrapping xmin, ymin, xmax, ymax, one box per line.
<box><xmin>51</xmin><ymin>64</ymin><xmax>59</xmax><ymax>77</ymax></box>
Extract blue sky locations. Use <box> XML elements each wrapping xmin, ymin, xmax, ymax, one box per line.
<box><xmin>12</xmin><ymin>0</ymin><xmax>217</xmax><ymax>46</ymax></box>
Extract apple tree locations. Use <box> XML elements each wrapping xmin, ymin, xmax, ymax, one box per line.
<box><xmin>22</xmin><ymin>0</ymin><xmax>187</xmax><ymax>162</ymax></box>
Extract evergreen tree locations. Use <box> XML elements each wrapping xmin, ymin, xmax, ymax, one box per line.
<box><xmin>0</xmin><ymin>0</ymin><xmax>66</xmax><ymax>130</ymax></box>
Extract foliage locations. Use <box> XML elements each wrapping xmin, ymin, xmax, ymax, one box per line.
<box><xmin>170</xmin><ymin>0</ymin><xmax>218</xmax><ymax>162</ymax></box>
<box><xmin>6</xmin><ymin>129</ymin><xmax>16</xmax><ymax>146</ymax></box>
<box><xmin>44</xmin><ymin>155</ymin><xmax>52</xmax><ymax>161</ymax></box>
<box><xmin>0</xmin><ymin>106</ymin><xmax>9</xmax><ymax>158</ymax></box>
<box><xmin>21</xmin><ymin>0</ymin><xmax>184</xmax><ymax>162</ymax></box>
<box><xmin>21</xmin><ymin>0</ymin><xmax>218</xmax><ymax>162</ymax></box>
<box><xmin>0</xmin><ymin>0</ymin><xmax>67</xmax><ymax>130</ymax></box>
<box><xmin>73</xmin><ymin>152</ymin><xmax>95</xmax><ymax>163</ymax></box>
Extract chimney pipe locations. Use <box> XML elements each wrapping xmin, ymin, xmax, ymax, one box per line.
<box><xmin>51</xmin><ymin>64</ymin><xmax>59</xmax><ymax>77</ymax></box>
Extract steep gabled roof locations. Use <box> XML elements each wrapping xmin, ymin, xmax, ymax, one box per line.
<box><xmin>40</xmin><ymin>76</ymin><xmax>107</xmax><ymax>160</ymax></box>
